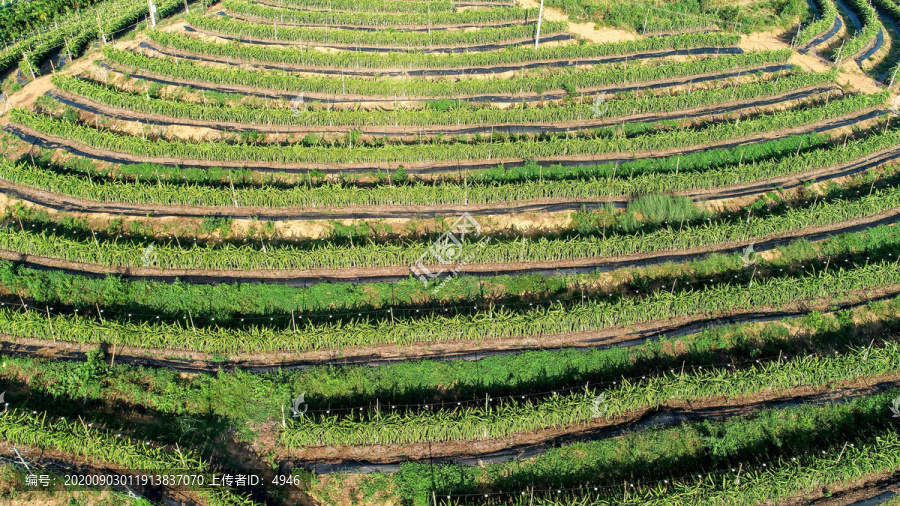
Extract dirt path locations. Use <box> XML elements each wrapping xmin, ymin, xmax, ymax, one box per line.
<box><xmin>739</xmin><ymin>27</ymin><xmax>888</xmax><ymax>95</ymax></box>
<box><xmin>0</xmin><ymin>52</ymin><xmax>103</xmax><ymax>126</ymax></box>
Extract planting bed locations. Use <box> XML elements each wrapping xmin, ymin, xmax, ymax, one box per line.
<box><xmin>1</xmin><ymin>0</ymin><xmax>900</xmax><ymax>504</ymax></box>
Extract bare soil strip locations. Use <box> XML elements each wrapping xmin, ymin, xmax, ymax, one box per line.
<box><xmin>454</xmin><ymin>1</ymin><xmax>517</xmax><ymax>6</ymax></box>
<box><xmin>220</xmin><ymin>9</ymin><xmax>534</xmax><ymax>31</ymax></box>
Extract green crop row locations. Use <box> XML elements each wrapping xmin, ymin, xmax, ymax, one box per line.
<box><xmin>102</xmin><ymin>46</ymin><xmax>791</xmax><ymax>97</ymax></box>
<box><xmin>796</xmin><ymin>0</ymin><xmax>838</xmax><ymax>45</ymax></box>
<box><xmin>372</xmin><ymin>392</ymin><xmax>900</xmax><ymax>505</ymax></box>
<box><xmin>1</xmin><ymin>207</ymin><xmax>897</xmax><ymax>326</ymax></box>
<box><xmin>0</xmin><ymin>0</ymin><xmax>106</xmax><ymax>44</ymax></box>
<box><xmin>3</xmin><ymin>291</ymin><xmax>899</xmax><ymax>448</ymax></box>
<box><xmin>0</xmin><ymin>0</ymin><xmax>185</xmax><ymax>75</ymax></box>
<box><xmin>5</xmin><ymin>132</ymin><xmax>828</xmax><ymax>205</ymax></box>
<box><xmin>224</xmin><ymin>0</ymin><xmax>534</xmax><ymax>27</ymax></box>
<box><xmin>546</xmin><ymin>0</ymin><xmax>805</xmax><ymax>34</ymax></box>
<box><xmin>872</xmin><ymin>0</ymin><xmax>900</xmax><ymax>83</ymax></box>
<box><xmin>494</xmin><ymin>434</ymin><xmax>900</xmax><ymax>506</ymax></box>
<box><xmin>186</xmin><ymin>13</ymin><xmax>565</xmax><ymax>47</ymax></box>
<box><xmin>874</xmin><ymin>0</ymin><xmax>900</xmax><ymax>24</ymax></box>
<box><xmin>639</xmin><ymin>8</ymin><xmax>720</xmax><ymax>34</ymax></box>
<box><xmin>2</xmin><ymin>257</ymin><xmax>900</xmax><ymax>352</ymax></box>
<box><xmin>11</xmin><ymin>91</ymin><xmax>882</xmax><ymax>165</ymax></box>
<box><xmin>257</xmin><ymin>0</ymin><xmax>453</xmax><ymax>14</ymax></box>
<box><xmin>147</xmin><ymin>28</ymin><xmax>741</xmax><ymax>70</ymax></box>
<box><xmin>281</xmin><ymin>343</ymin><xmax>900</xmax><ymax>445</ymax></box>
<box><xmin>829</xmin><ymin>0</ymin><xmax>881</xmax><ymax>60</ymax></box>
<box><xmin>0</xmin><ymin>165</ymin><xmax>897</xmax><ymax>271</ymax></box>
<box><xmin>0</xmin><ymin>409</ymin><xmax>256</xmax><ymax>505</ymax></box>
<box><xmin>55</xmin><ymin>70</ymin><xmax>836</xmax><ymax>127</ymax></box>
<box><xmin>4</xmin><ymin>124</ymin><xmax>892</xmax><ymax>210</ymax></box>
<box><xmin>7</xmin><ymin>284</ymin><xmax>898</xmax><ymax>504</ymax></box>
<box><xmin>5</xmin><ymin>287</ymin><xmax>899</xmax><ymax>436</ymax></box>
<box><xmin>51</xmin><ymin>70</ymin><xmax>834</xmax><ymax>128</ymax></box>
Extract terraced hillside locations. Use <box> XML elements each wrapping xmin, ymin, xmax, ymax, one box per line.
<box><xmin>2</xmin><ymin>0</ymin><xmax>900</xmax><ymax>503</ymax></box>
